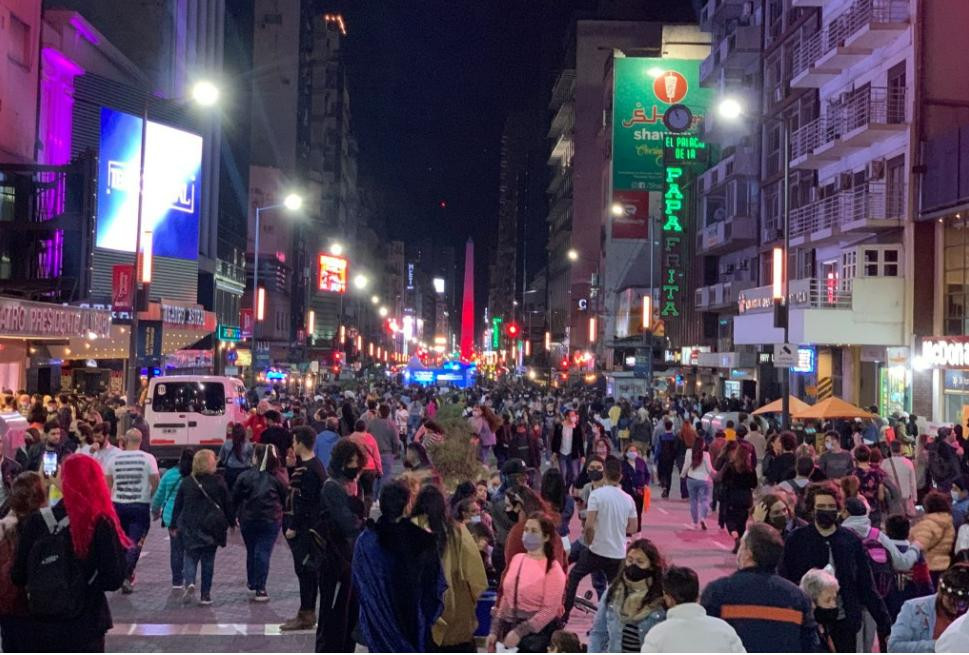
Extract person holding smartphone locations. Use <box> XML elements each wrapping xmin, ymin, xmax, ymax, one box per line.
<box><xmin>25</xmin><ymin>421</ymin><xmax>73</xmax><ymax>473</ymax></box>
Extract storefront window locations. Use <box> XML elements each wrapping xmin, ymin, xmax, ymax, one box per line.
<box><xmin>944</xmin><ymin>369</ymin><xmax>969</xmax><ymax>427</ymax></box>
<box><xmin>878</xmin><ymin>366</ymin><xmax>910</xmax><ymax>416</ymax></box>
<box><xmin>944</xmin><ymin>216</ymin><xmax>969</xmax><ymax>335</ymax></box>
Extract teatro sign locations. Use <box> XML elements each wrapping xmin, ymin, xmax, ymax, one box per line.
<box><xmin>919</xmin><ymin>336</ymin><xmax>969</xmax><ymax>369</ymax></box>
<box><xmin>0</xmin><ymin>297</ymin><xmax>111</xmax><ymax>339</ymax></box>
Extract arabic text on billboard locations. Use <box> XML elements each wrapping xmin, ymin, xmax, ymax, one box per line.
<box><xmin>96</xmin><ymin>108</ymin><xmax>203</xmax><ymax>260</ymax></box>
<box><xmin>611</xmin><ymin>59</ymin><xmax>711</xmax><ymax>240</ymax></box>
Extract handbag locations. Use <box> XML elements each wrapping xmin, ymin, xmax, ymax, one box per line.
<box><xmin>192</xmin><ymin>476</ymin><xmax>229</xmax><ymax>542</ymax></box>
<box><xmin>495</xmin><ymin>557</ymin><xmax>561</xmax><ymax>652</ymax></box>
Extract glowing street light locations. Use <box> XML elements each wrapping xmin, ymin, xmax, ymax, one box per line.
<box><xmin>353</xmin><ymin>273</ymin><xmax>369</xmax><ymax>290</ymax></box>
<box><xmin>370</xmin><ymin>295</ymin><xmax>380</xmax><ymax>305</ymax></box>
<box><xmin>330</xmin><ymin>242</ymin><xmax>344</xmax><ymax>256</ymax></box>
<box><xmin>378</xmin><ymin>306</ymin><xmax>388</xmax><ymax>318</ymax></box>
<box><xmin>717</xmin><ymin>97</ymin><xmax>743</xmax><ymax>120</ymax></box>
<box><xmin>191</xmin><ymin>80</ymin><xmax>220</xmax><ymax>107</ymax></box>
<box><xmin>610</xmin><ymin>203</ymin><xmax>624</xmax><ymax>217</ymax></box>
<box><xmin>567</xmin><ymin>248</ymin><xmax>579</xmax><ymax>262</ymax></box>
<box><xmin>283</xmin><ymin>193</ymin><xmax>303</xmax><ymax>211</ymax></box>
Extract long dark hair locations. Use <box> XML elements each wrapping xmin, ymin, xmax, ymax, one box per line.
<box><xmin>413</xmin><ymin>484</ymin><xmax>450</xmax><ymax>556</ymax></box>
<box><xmin>177</xmin><ymin>448</ymin><xmax>195</xmax><ymax>477</ymax></box>
<box><xmin>690</xmin><ymin>438</ymin><xmax>706</xmax><ymax>470</ymax></box>
<box><xmin>540</xmin><ymin>467</ymin><xmax>567</xmax><ymax>513</ymax></box>
<box><xmin>230</xmin><ymin>423</ymin><xmax>246</xmax><ymax>461</ymax></box>
<box><xmin>605</xmin><ymin>537</ymin><xmax>665</xmax><ymax>611</ymax></box>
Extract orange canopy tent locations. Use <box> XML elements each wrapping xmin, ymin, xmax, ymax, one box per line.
<box><xmin>792</xmin><ymin>396</ymin><xmax>873</xmax><ymax>421</ymax></box>
<box><xmin>752</xmin><ymin>396</ymin><xmax>812</xmax><ymax>415</ymax></box>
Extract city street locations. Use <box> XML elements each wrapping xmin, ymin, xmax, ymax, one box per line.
<box><xmin>103</xmin><ymin>480</ymin><xmax>736</xmax><ymax>652</ymax></box>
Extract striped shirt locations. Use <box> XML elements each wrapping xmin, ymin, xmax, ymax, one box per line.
<box><xmin>621</xmin><ymin>621</ymin><xmax>641</xmax><ymax>652</ymax></box>
<box><xmin>107</xmin><ymin>450</ymin><xmax>158</xmax><ymax>504</ymax></box>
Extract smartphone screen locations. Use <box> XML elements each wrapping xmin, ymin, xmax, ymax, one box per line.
<box><xmin>42</xmin><ymin>451</ymin><xmax>58</xmax><ymax>477</ymax></box>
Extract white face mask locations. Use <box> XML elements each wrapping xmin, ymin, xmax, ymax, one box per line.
<box><xmin>953</xmin><ymin>490</ymin><xmax>964</xmax><ymax>504</ymax></box>
<box><xmin>469</xmin><ymin>515</ymin><xmax>482</xmax><ymax>524</ymax></box>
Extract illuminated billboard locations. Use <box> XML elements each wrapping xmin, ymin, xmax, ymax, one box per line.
<box><xmin>318</xmin><ymin>254</ymin><xmax>347</xmax><ymax>293</ymax></box>
<box><xmin>96</xmin><ymin>108</ymin><xmax>203</xmax><ymax>260</ymax></box>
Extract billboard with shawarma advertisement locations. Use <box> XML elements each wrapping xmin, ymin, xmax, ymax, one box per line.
<box><xmin>611</xmin><ymin>58</ymin><xmax>711</xmax><ymax>240</ymax></box>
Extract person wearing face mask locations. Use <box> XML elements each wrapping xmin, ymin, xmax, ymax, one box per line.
<box><xmin>779</xmin><ymin>482</ymin><xmax>891</xmax><ymax>652</ymax></box>
<box><xmin>500</xmin><ymin>487</ymin><xmax>567</xmax><ymax>578</ymax></box>
<box><xmin>315</xmin><ymin>438</ymin><xmax>366</xmax><ymax>652</ymax></box>
<box><xmin>888</xmin><ymin>563</ymin><xmax>969</xmax><ymax>652</ymax></box>
<box><xmin>800</xmin><ymin>567</ymin><xmax>841</xmax><ymax>651</ymax></box>
<box><xmin>702</xmin><ymin>523</ymin><xmax>818</xmax><ymax>652</ymax></box>
<box><xmin>487</xmin><ymin>513</ymin><xmax>566</xmax><ymax>653</ymax></box>
<box><xmin>951</xmin><ymin>476</ymin><xmax>969</xmax><ymax>530</ymax></box>
<box><xmin>587</xmin><ymin>538</ymin><xmax>666</xmax><ymax>652</ymax></box>
<box><xmin>751</xmin><ymin>491</ymin><xmax>807</xmax><ymax>541</ymax></box>
<box><xmin>620</xmin><ymin>444</ymin><xmax>648</xmax><ymax>533</ymax></box>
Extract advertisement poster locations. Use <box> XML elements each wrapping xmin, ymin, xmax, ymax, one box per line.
<box><xmin>96</xmin><ymin>107</ymin><xmax>203</xmax><ymax>260</ymax></box>
<box><xmin>318</xmin><ymin>254</ymin><xmax>348</xmax><ymax>294</ymax></box>
<box><xmin>611</xmin><ymin>58</ymin><xmax>711</xmax><ymax>239</ymax></box>
<box><xmin>111</xmin><ymin>264</ymin><xmax>135</xmax><ymax>311</ymax></box>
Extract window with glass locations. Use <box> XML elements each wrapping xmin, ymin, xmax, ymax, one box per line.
<box><xmin>152</xmin><ymin>382</ymin><xmax>226</xmax><ymax>415</ymax></box>
<box><xmin>945</xmin><ymin>216</ymin><xmax>969</xmax><ymax>336</ymax></box>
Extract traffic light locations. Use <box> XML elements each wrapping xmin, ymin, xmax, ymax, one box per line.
<box><xmin>505</xmin><ymin>322</ymin><xmax>521</xmax><ymax>338</ymax></box>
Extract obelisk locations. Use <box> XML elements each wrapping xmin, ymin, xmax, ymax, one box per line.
<box><xmin>460</xmin><ymin>238</ymin><xmax>475</xmax><ymax>361</ymax></box>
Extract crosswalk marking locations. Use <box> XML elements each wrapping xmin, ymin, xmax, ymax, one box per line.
<box><xmin>111</xmin><ymin>623</ymin><xmax>315</xmax><ymax>637</ymax></box>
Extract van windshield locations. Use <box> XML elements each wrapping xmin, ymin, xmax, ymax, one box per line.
<box><xmin>152</xmin><ymin>382</ymin><xmax>226</xmax><ymax>416</ymax></box>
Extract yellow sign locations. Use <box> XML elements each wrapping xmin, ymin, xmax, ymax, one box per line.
<box><xmin>235</xmin><ymin>349</ymin><xmax>252</xmax><ymax>367</ymax></box>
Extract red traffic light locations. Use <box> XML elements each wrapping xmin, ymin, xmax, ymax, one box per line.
<box><xmin>505</xmin><ymin>322</ymin><xmax>521</xmax><ymax>338</ymax></box>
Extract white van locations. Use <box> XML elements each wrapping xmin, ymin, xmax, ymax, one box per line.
<box><xmin>145</xmin><ymin>375</ymin><xmax>248</xmax><ymax>461</ymax></box>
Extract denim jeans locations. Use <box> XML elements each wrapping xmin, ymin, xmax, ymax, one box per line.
<box><xmin>557</xmin><ymin>454</ymin><xmax>580</xmax><ymax>488</ymax></box>
<box><xmin>183</xmin><ymin>546</ymin><xmax>217</xmax><ymax>596</ymax></box>
<box><xmin>169</xmin><ymin>528</ymin><xmax>185</xmax><ymax>586</ymax></box>
<box><xmin>686</xmin><ymin>477</ymin><xmax>712</xmax><ymax>524</ymax></box>
<box><xmin>241</xmin><ymin>521</ymin><xmax>280</xmax><ymax>592</ymax></box>
<box><xmin>114</xmin><ymin>502</ymin><xmax>150</xmax><ymax>579</ymax></box>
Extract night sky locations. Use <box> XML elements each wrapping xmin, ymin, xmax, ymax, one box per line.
<box><xmin>335</xmin><ymin>0</ymin><xmax>700</xmax><ymax>303</ymax></box>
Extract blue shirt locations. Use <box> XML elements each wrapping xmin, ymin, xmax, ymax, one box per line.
<box><xmin>953</xmin><ymin>497</ymin><xmax>969</xmax><ymax>531</ymax></box>
<box><xmin>314</xmin><ymin>429</ymin><xmax>340</xmax><ymax>470</ymax></box>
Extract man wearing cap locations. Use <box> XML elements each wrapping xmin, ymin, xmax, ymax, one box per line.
<box><xmin>889</xmin><ymin>563</ymin><xmax>969</xmax><ymax>652</ymax></box>
<box><xmin>490</xmin><ymin>458</ymin><xmax>529</xmax><ymax>576</ymax></box>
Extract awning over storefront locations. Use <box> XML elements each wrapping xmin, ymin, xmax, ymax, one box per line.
<box><xmin>0</xmin><ymin>296</ymin><xmax>111</xmax><ymax>340</ymax></box>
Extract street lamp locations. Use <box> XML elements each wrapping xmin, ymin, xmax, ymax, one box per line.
<box><xmin>610</xmin><ymin>202</ymin><xmax>624</xmax><ymax>217</ymax></box>
<box><xmin>125</xmin><ymin>80</ymin><xmax>219</xmax><ymax>406</ymax></box>
<box><xmin>250</xmin><ymin>191</ymin><xmax>303</xmax><ymax>382</ymax></box>
<box><xmin>718</xmin><ymin>96</ymin><xmax>792</xmax><ymax>428</ymax></box>
<box><xmin>567</xmin><ymin>248</ymin><xmax>579</xmax><ymax>262</ymax></box>
<box><xmin>330</xmin><ymin>242</ymin><xmax>344</xmax><ymax>256</ymax></box>
<box><xmin>378</xmin><ymin>306</ymin><xmax>388</xmax><ymax>318</ymax></box>
<box><xmin>353</xmin><ymin>273</ymin><xmax>369</xmax><ymax>290</ymax></box>
<box><xmin>370</xmin><ymin>295</ymin><xmax>379</xmax><ymax>305</ymax></box>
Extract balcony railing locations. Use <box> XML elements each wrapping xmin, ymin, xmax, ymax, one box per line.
<box><xmin>789</xmin><ymin>183</ymin><xmax>904</xmax><ymax>239</ymax></box>
<box><xmin>791</xmin><ymin>0</ymin><xmax>910</xmax><ymax>79</ymax></box>
<box><xmin>791</xmin><ymin>87</ymin><xmax>906</xmax><ymax>161</ymax></box>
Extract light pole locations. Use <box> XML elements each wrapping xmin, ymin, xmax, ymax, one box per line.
<box><xmin>718</xmin><ymin>97</ymin><xmax>792</xmax><ymax>428</ymax></box>
<box><xmin>125</xmin><ymin>80</ymin><xmax>219</xmax><ymax>406</ymax></box>
<box><xmin>250</xmin><ymin>192</ymin><xmax>303</xmax><ymax>384</ymax></box>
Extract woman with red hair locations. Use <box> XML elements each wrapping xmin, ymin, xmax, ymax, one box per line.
<box><xmin>11</xmin><ymin>453</ymin><xmax>130</xmax><ymax>652</ymax></box>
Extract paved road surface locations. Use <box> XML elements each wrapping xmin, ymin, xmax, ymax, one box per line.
<box><xmin>104</xmin><ymin>481</ymin><xmax>736</xmax><ymax>652</ymax></box>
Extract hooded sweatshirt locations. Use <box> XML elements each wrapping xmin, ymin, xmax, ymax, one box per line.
<box><xmin>841</xmin><ymin>514</ymin><xmax>919</xmax><ymax>571</ymax></box>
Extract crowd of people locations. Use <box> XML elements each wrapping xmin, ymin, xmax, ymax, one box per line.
<box><xmin>0</xmin><ymin>383</ymin><xmax>967</xmax><ymax>652</ymax></box>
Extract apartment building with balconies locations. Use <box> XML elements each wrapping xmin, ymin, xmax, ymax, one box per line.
<box><xmin>735</xmin><ymin>0</ymin><xmax>918</xmax><ymax>412</ymax></box>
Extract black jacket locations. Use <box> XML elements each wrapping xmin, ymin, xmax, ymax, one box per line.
<box><xmin>551</xmin><ymin>423</ymin><xmax>585</xmax><ymax>459</ymax></box>
<box><xmin>284</xmin><ymin>457</ymin><xmax>326</xmax><ymax>533</ymax></box>
<box><xmin>260</xmin><ymin>426</ymin><xmax>292</xmax><ymax>461</ymax></box>
<box><xmin>778</xmin><ymin>524</ymin><xmax>891</xmax><ymax>635</ymax></box>
<box><xmin>11</xmin><ymin>505</ymin><xmax>127</xmax><ymax>649</ymax></box>
<box><xmin>233</xmin><ymin>468</ymin><xmax>288</xmax><ymax>525</ymax></box>
<box><xmin>320</xmin><ymin>477</ymin><xmax>364</xmax><ymax>562</ymax></box>
<box><xmin>172</xmin><ymin>473</ymin><xmax>234</xmax><ymax>550</ymax></box>
<box><xmin>765</xmin><ymin>452</ymin><xmax>796</xmax><ymax>486</ymax></box>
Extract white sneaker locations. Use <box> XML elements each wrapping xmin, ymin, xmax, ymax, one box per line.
<box><xmin>182</xmin><ymin>583</ymin><xmax>196</xmax><ymax>604</ymax></box>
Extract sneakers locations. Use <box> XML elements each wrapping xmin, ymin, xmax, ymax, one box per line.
<box><xmin>182</xmin><ymin>583</ymin><xmax>196</xmax><ymax>604</ymax></box>
<box><xmin>121</xmin><ymin>579</ymin><xmax>134</xmax><ymax>594</ymax></box>
<box><xmin>253</xmin><ymin>590</ymin><xmax>270</xmax><ymax>603</ymax></box>
<box><xmin>279</xmin><ymin>610</ymin><xmax>316</xmax><ymax>631</ymax></box>
<box><xmin>199</xmin><ymin>594</ymin><xmax>212</xmax><ymax>606</ymax></box>
<box><xmin>171</xmin><ymin>584</ymin><xmax>184</xmax><ymax>590</ymax></box>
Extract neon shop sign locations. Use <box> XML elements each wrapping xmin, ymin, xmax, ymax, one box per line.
<box><xmin>661</xmin><ymin>166</ymin><xmax>684</xmax><ymax>317</ymax></box>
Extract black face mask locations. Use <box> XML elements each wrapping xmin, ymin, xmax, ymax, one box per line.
<box><xmin>403</xmin><ymin>459</ymin><xmax>415</xmax><ymax>469</ymax></box>
<box><xmin>506</xmin><ymin>509</ymin><xmax>520</xmax><ymax>523</ymax></box>
<box><xmin>814</xmin><ymin>607</ymin><xmax>839</xmax><ymax>624</ymax></box>
<box><xmin>815</xmin><ymin>509</ymin><xmax>839</xmax><ymax>530</ymax></box>
<box><xmin>769</xmin><ymin>515</ymin><xmax>788</xmax><ymax>531</ymax></box>
<box><xmin>624</xmin><ymin>564</ymin><xmax>652</xmax><ymax>583</ymax></box>
<box><xmin>342</xmin><ymin>465</ymin><xmax>360</xmax><ymax>480</ymax></box>
<box><xmin>588</xmin><ymin>470</ymin><xmax>604</xmax><ymax>482</ymax></box>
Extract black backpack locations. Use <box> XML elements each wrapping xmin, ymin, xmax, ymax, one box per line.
<box><xmin>25</xmin><ymin>508</ymin><xmax>90</xmax><ymax>619</ymax></box>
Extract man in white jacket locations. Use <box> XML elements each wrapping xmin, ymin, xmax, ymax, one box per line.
<box><xmin>641</xmin><ymin>566</ymin><xmax>746</xmax><ymax>653</ymax></box>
